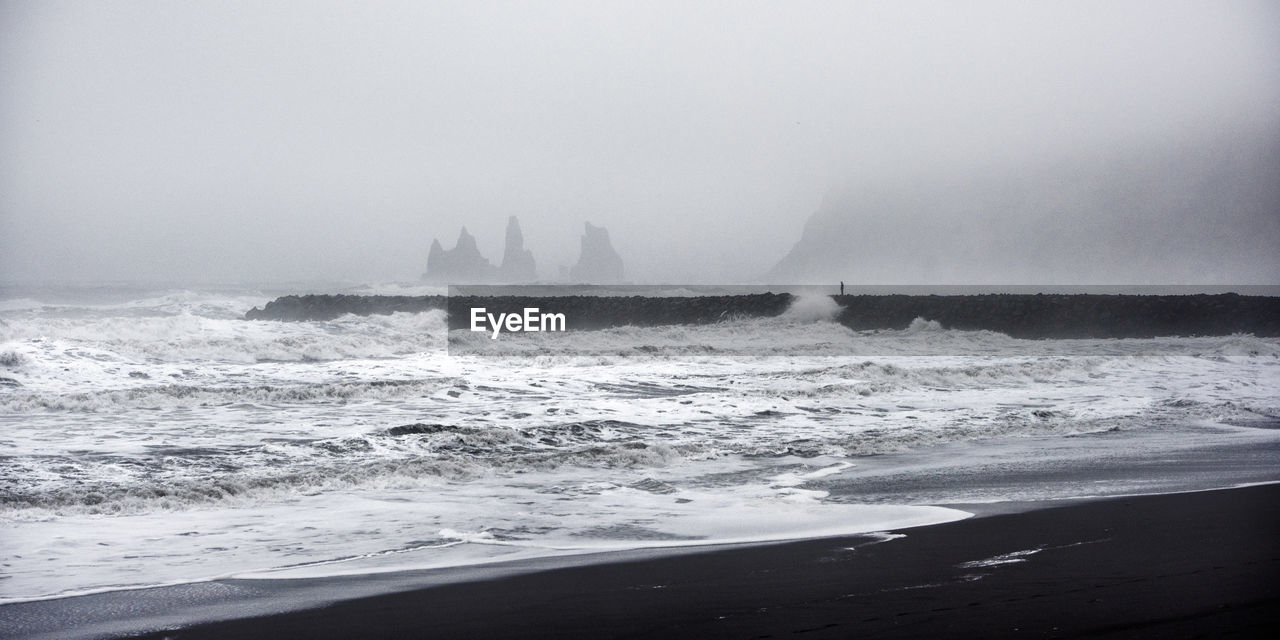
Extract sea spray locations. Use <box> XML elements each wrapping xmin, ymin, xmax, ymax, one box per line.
<box><xmin>906</xmin><ymin>317</ymin><xmax>944</xmax><ymax>332</ymax></box>
<box><xmin>781</xmin><ymin>292</ymin><xmax>843</xmax><ymax>322</ymax></box>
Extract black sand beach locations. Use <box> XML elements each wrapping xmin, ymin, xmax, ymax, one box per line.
<box><xmin>121</xmin><ymin>484</ymin><xmax>1280</xmax><ymax>639</ymax></box>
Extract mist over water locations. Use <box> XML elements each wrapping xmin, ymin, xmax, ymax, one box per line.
<box><xmin>772</xmin><ymin>126</ymin><xmax>1280</xmax><ymax>284</ymax></box>
<box><xmin>2</xmin><ymin>1</ymin><xmax>1278</xmax><ymax>284</ymax></box>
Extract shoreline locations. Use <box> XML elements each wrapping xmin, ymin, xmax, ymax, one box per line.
<box><xmin>128</xmin><ymin>484</ymin><xmax>1279</xmax><ymax>639</ymax></box>
<box><xmin>144</xmin><ymin>484</ymin><xmax>1279</xmax><ymax>639</ymax></box>
<box><xmin>5</xmin><ymin>425</ymin><xmax>1277</xmax><ymax>639</ymax></box>
<box><xmin>6</xmin><ymin>483</ymin><xmax>1274</xmax><ymax>639</ymax></box>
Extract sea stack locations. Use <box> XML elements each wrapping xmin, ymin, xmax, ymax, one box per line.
<box><xmin>422</xmin><ymin>227</ymin><xmax>498</xmax><ymax>283</ymax></box>
<box><xmin>569</xmin><ymin>222</ymin><xmax>625</xmax><ymax>283</ymax></box>
<box><xmin>498</xmin><ymin>216</ymin><xmax>537</xmax><ymax>282</ymax></box>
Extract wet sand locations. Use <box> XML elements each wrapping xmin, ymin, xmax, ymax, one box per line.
<box><xmin>123</xmin><ymin>484</ymin><xmax>1280</xmax><ymax>639</ymax></box>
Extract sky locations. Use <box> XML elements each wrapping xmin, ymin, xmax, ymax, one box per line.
<box><xmin>1</xmin><ymin>0</ymin><xmax>1278</xmax><ymax>285</ymax></box>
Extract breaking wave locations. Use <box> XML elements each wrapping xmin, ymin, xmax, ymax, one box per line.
<box><xmin>0</xmin><ymin>378</ymin><xmax>458</xmax><ymax>413</ymax></box>
<box><xmin>780</xmin><ymin>292</ymin><xmax>843</xmax><ymax>322</ymax></box>
<box><xmin>1</xmin><ymin>310</ymin><xmax>448</xmax><ymax>364</ymax></box>
<box><xmin>0</xmin><ymin>419</ymin><xmax>691</xmax><ymax>516</ymax></box>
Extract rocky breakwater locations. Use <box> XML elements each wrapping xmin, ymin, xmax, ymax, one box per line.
<box><xmin>834</xmin><ymin>293</ymin><xmax>1280</xmax><ymax>338</ymax></box>
<box><xmin>244</xmin><ymin>292</ymin><xmax>1279</xmax><ymax>338</ymax></box>
<box><xmin>245</xmin><ymin>294</ymin><xmax>448</xmax><ymax>322</ymax></box>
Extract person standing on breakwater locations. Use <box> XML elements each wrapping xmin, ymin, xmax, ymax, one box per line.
<box><xmin>840</xmin><ymin>281</ymin><xmax>844</xmax><ymax>296</ymax></box>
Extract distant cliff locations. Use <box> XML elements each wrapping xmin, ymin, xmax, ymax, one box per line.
<box><xmin>770</xmin><ymin>129</ymin><xmax>1280</xmax><ymax>283</ymax></box>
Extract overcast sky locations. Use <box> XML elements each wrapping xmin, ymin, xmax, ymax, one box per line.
<box><xmin>2</xmin><ymin>0</ymin><xmax>1277</xmax><ymax>284</ymax></box>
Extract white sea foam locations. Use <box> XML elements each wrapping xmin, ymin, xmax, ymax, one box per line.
<box><xmin>780</xmin><ymin>292</ymin><xmax>844</xmax><ymax>322</ymax></box>
<box><xmin>1</xmin><ymin>310</ymin><xmax>447</xmax><ymax>365</ymax></box>
<box><xmin>958</xmin><ymin>548</ymin><xmax>1042</xmax><ymax>568</ymax></box>
<box><xmin>906</xmin><ymin>317</ymin><xmax>944</xmax><ymax>332</ymax></box>
<box><xmin>1</xmin><ymin>285</ymin><xmax>1278</xmax><ymax>603</ymax></box>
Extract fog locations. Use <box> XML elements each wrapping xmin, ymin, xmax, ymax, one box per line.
<box><xmin>2</xmin><ymin>1</ymin><xmax>1277</xmax><ymax>285</ymax></box>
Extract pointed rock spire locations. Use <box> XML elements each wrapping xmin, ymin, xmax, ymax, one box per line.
<box><xmin>499</xmin><ymin>216</ymin><xmax>537</xmax><ymax>282</ymax></box>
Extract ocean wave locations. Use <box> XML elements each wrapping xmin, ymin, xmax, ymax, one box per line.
<box><xmin>905</xmin><ymin>317</ymin><xmax>945</xmax><ymax>332</ymax></box>
<box><xmin>1194</xmin><ymin>334</ymin><xmax>1280</xmax><ymax>357</ymax></box>
<box><xmin>0</xmin><ymin>451</ymin><xmax>480</xmax><ymax>517</ymax></box>
<box><xmin>2</xmin><ymin>396</ymin><xmax>1263</xmax><ymax>519</ymax></box>
<box><xmin>0</xmin><ymin>377</ymin><xmax>458</xmax><ymax>413</ymax></box>
<box><xmin>0</xmin><ymin>288</ymin><xmax>273</xmax><ymax>320</ymax></box>
<box><xmin>780</xmin><ymin>293</ymin><xmax>843</xmax><ymax>322</ymax></box>
<box><xmin>0</xmin><ymin>310</ymin><xmax>448</xmax><ymax>364</ymax></box>
<box><xmin>9</xmin><ymin>385</ymin><xmax>1260</xmax><ymax>517</ymax></box>
<box><xmin>0</xmin><ymin>298</ymin><xmax>47</xmax><ymax>313</ymax></box>
<box><xmin>789</xmin><ymin>356</ymin><xmax>1107</xmax><ymax>395</ymax></box>
<box><xmin>0</xmin><ymin>348</ymin><xmax>26</xmax><ymax>368</ymax></box>
<box><xmin>0</xmin><ymin>422</ymin><xmax>688</xmax><ymax>516</ymax></box>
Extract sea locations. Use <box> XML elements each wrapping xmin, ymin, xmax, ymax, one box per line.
<box><xmin>1</xmin><ymin>283</ymin><xmax>1278</xmax><ymax>636</ymax></box>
